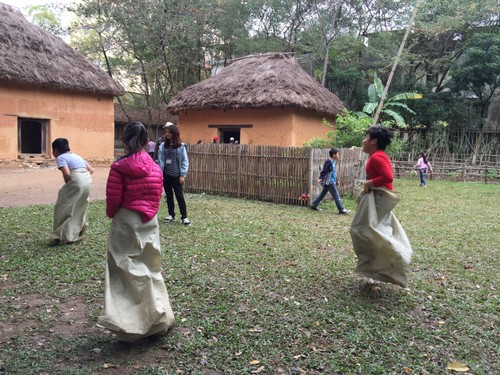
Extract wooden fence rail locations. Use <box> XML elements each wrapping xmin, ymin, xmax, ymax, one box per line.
<box><xmin>392</xmin><ymin>160</ymin><xmax>500</xmax><ymax>184</ymax></box>
<box><xmin>184</xmin><ymin>145</ymin><xmax>500</xmax><ymax>207</ymax></box>
<box><xmin>185</xmin><ymin>144</ymin><xmax>366</xmax><ymax>206</ymax></box>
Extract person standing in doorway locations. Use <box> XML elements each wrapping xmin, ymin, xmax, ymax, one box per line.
<box><xmin>158</xmin><ymin>123</ymin><xmax>191</xmax><ymax>226</ymax></box>
<box><xmin>49</xmin><ymin>138</ymin><xmax>94</xmax><ymax>246</ymax></box>
<box><xmin>310</xmin><ymin>148</ymin><xmax>350</xmax><ymax>214</ymax></box>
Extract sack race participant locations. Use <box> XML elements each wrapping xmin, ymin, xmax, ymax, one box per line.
<box><xmin>98</xmin><ymin>121</ymin><xmax>175</xmax><ymax>342</ymax></box>
<box><xmin>49</xmin><ymin>138</ymin><xmax>93</xmax><ymax>246</ymax></box>
<box><xmin>350</xmin><ymin>126</ymin><xmax>412</xmax><ymax>287</ymax></box>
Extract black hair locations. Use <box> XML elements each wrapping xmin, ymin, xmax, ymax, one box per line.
<box><xmin>420</xmin><ymin>152</ymin><xmax>429</xmax><ymax>164</ymax></box>
<box><xmin>329</xmin><ymin>148</ymin><xmax>339</xmax><ymax>157</ymax></box>
<box><xmin>163</xmin><ymin>124</ymin><xmax>182</xmax><ymax>148</ymax></box>
<box><xmin>366</xmin><ymin>126</ymin><xmax>393</xmax><ymax>151</ymax></box>
<box><xmin>123</xmin><ymin>121</ymin><xmax>148</xmax><ymax>152</ymax></box>
<box><xmin>52</xmin><ymin>138</ymin><xmax>70</xmax><ymax>153</ymax></box>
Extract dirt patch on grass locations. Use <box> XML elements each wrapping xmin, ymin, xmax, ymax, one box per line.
<box><xmin>0</xmin><ymin>160</ymin><xmax>110</xmax><ymax>208</ymax></box>
<box><xmin>0</xmin><ymin>289</ymin><xmax>182</xmax><ymax>374</ymax></box>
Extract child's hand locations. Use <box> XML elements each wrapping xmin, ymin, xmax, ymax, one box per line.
<box><xmin>317</xmin><ymin>179</ymin><xmax>322</xmax><ymax>184</ymax></box>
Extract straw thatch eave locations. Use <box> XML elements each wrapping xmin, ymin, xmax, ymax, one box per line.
<box><xmin>167</xmin><ymin>53</ymin><xmax>344</xmax><ymax>118</ymax></box>
<box><xmin>114</xmin><ymin>103</ymin><xmax>178</xmax><ymax>126</ymax></box>
<box><xmin>0</xmin><ymin>4</ymin><xmax>124</xmax><ymax>96</ymax></box>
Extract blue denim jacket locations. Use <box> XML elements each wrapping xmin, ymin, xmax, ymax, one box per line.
<box><xmin>158</xmin><ymin>143</ymin><xmax>189</xmax><ymax>177</ymax></box>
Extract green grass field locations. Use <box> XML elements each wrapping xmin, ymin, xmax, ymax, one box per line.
<box><xmin>0</xmin><ymin>179</ymin><xmax>498</xmax><ymax>374</ymax></box>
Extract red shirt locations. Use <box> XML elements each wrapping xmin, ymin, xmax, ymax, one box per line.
<box><xmin>366</xmin><ymin>150</ymin><xmax>394</xmax><ymax>190</ymax></box>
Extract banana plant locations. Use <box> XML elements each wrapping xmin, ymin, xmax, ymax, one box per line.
<box><xmin>357</xmin><ymin>73</ymin><xmax>422</xmax><ymax>127</ymax></box>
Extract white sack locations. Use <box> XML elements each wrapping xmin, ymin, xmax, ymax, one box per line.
<box><xmin>350</xmin><ymin>186</ymin><xmax>412</xmax><ymax>287</ymax></box>
<box><xmin>49</xmin><ymin>168</ymin><xmax>91</xmax><ymax>244</ymax></box>
<box><xmin>98</xmin><ymin>208</ymin><xmax>175</xmax><ymax>342</ymax></box>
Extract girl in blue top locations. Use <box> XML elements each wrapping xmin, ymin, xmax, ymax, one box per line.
<box><xmin>49</xmin><ymin>138</ymin><xmax>94</xmax><ymax>245</ymax></box>
<box><xmin>158</xmin><ymin>124</ymin><xmax>191</xmax><ymax>226</ymax></box>
<box><xmin>311</xmin><ymin>148</ymin><xmax>350</xmax><ymax>214</ymax></box>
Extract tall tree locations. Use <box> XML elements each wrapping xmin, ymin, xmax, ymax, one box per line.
<box><xmin>26</xmin><ymin>4</ymin><xmax>65</xmax><ymax>37</ymax></box>
<box><xmin>449</xmin><ymin>32</ymin><xmax>500</xmax><ymax>120</ymax></box>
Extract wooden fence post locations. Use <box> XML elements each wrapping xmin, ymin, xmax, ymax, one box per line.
<box><xmin>237</xmin><ymin>145</ymin><xmax>242</xmax><ymax>198</ymax></box>
<box><xmin>308</xmin><ymin>148</ymin><xmax>314</xmax><ymax>207</ymax></box>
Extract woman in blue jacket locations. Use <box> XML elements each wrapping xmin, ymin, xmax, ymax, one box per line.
<box><xmin>158</xmin><ymin>123</ymin><xmax>191</xmax><ymax>226</ymax></box>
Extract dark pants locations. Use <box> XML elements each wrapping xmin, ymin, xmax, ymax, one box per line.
<box><xmin>311</xmin><ymin>183</ymin><xmax>345</xmax><ymax>212</ymax></box>
<box><xmin>163</xmin><ymin>174</ymin><xmax>187</xmax><ymax>219</ymax></box>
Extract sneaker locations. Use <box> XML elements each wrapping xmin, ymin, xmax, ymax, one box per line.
<box><xmin>182</xmin><ymin>218</ymin><xmax>192</xmax><ymax>226</ymax></box>
<box><xmin>310</xmin><ymin>206</ymin><xmax>322</xmax><ymax>211</ymax></box>
<box><xmin>163</xmin><ymin>215</ymin><xmax>174</xmax><ymax>223</ymax></box>
<box><xmin>339</xmin><ymin>209</ymin><xmax>350</xmax><ymax>215</ymax></box>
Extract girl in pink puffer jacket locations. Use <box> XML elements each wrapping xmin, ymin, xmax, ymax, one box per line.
<box><xmin>98</xmin><ymin>121</ymin><xmax>175</xmax><ymax>342</ymax></box>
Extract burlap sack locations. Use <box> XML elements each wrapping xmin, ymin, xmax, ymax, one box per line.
<box><xmin>350</xmin><ymin>185</ymin><xmax>412</xmax><ymax>287</ymax></box>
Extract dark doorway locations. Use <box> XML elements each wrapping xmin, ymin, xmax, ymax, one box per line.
<box><xmin>221</xmin><ymin>130</ymin><xmax>240</xmax><ymax>143</ymax></box>
<box><xmin>18</xmin><ymin>118</ymin><xmax>48</xmax><ymax>157</ymax></box>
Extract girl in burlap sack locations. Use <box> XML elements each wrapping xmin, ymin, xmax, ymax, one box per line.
<box><xmin>98</xmin><ymin>122</ymin><xmax>175</xmax><ymax>342</ymax></box>
<box><xmin>49</xmin><ymin>138</ymin><xmax>93</xmax><ymax>246</ymax></box>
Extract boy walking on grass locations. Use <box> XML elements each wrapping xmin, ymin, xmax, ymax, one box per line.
<box><xmin>311</xmin><ymin>148</ymin><xmax>350</xmax><ymax>214</ymax></box>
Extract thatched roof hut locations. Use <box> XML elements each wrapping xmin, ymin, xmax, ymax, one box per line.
<box><xmin>0</xmin><ymin>4</ymin><xmax>124</xmax><ymax>96</ymax></box>
<box><xmin>167</xmin><ymin>53</ymin><xmax>344</xmax><ymax>117</ymax></box>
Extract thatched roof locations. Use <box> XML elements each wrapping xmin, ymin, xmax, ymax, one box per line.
<box><xmin>114</xmin><ymin>103</ymin><xmax>178</xmax><ymax>126</ymax></box>
<box><xmin>167</xmin><ymin>53</ymin><xmax>344</xmax><ymax>117</ymax></box>
<box><xmin>0</xmin><ymin>4</ymin><xmax>124</xmax><ymax>96</ymax></box>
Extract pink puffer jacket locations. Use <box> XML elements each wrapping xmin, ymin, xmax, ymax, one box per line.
<box><xmin>106</xmin><ymin>151</ymin><xmax>163</xmax><ymax>223</ymax></box>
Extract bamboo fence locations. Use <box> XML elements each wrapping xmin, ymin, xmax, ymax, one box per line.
<box><xmin>185</xmin><ymin>144</ymin><xmax>367</xmax><ymax>206</ymax></box>
<box><xmin>392</xmin><ymin>159</ymin><xmax>500</xmax><ymax>184</ymax></box>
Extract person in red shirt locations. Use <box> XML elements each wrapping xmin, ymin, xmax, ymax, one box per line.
<box><xmin>362</xmin><ymin>126</ymin><xmax>394</xmax><ymax>192</ymax></box>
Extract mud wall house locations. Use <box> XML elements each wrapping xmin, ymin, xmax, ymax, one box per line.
<box><xmin>167</xmin><ymin>53</ymin><xmax>344</xmax><ymax>146</ymax></box>
<box><xmin>114</xmin><ymin>103</ymin><xmax>178</xmax><ymax>153</ymax></box>
<box><xmin>0</xmin><ymin>4</ymin><xmax>124</xmax><ymax>162</ymax></box>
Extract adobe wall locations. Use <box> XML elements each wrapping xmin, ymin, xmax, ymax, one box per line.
<box><xmin>177</xmin><ymin>108</ymin><xmax>335</xmax><ymax>146</ymax></box>
<box><xmin>0</xmin><ymin>84</ymin><xmax>115</xmax><ymax>161</ymax></box>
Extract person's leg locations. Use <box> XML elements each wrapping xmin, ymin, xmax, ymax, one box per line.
<box><xmin>171</xmin><ymin>177</ymin><xmax>188</xmax><ymax>219</ymax></box>
<box><xmin>311</xmin><ymin>186</ymin><xmax>329</xmax><ymax>209</ymax></box>
<box><xmin>163</xmin><ymin>174</ymin><xmax>176</xmax><ymax>218</ymax></box>
<box><xmin>419</xmin><ymin>169</ymin><xmax>426</xmax><ymax>186</ymax></box>
<box><xmin>328</xmin><ymin>184</ymin><xmax>346</xmax><ymax>213</ymax></box>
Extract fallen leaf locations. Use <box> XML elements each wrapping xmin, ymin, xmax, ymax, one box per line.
<box><xmin>404</xmin><ymin>368</ymin><xmax>413</xmax><ymax>374</ymax></box>
<box><xmin>293</xmin><ymin>354</ymin><xmax>306</xmax><ymax>359</ymax></box>
<box><xmin>248</xmin><ymin>328</ymin><xmax>263</xmax><ymax>333</ymax></box>
<box><xmin>251</xmin><ymin>366</ymin><xmax>265</xmax><ymax>373</ymax></box>
<box><xmin>249</xmin><ymin>359</ymin><xmax>260</xmax><ymax>365</ymax></box>
<box><xmin>103</xmin><ymin>363</ymin><xmax>118</xmax><ymax>369</ymax></box>
<box><xmin>446</xmin><ymin>362</ymin><xmax>469</xmax><ymax>372</ymax></box>
<box><xmin>234</xmin><ymin>351</ymin><xmax>243</xmax><ymax>356</ymax></box>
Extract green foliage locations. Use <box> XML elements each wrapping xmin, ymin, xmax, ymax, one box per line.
<box><xmin>26</xmin><ymin>4</ymin><xmax>65</xmax><ymax>37</ymax></box>
<box><xmin>332</xmin><ymin>111</ymin><xmax>372</xmax><ymax>148</ymax></box>
<box><xmin>303</xmin><ymin>137</ymin><xmax>333</xmax><ymax>148</ymax></box>
<box><xmin>358</xmin><ymin>73</ymin><xmax>422</xmax><ymax>127</ymax></box>
<box><xmin>449</xmin><ymin>32</ymin><xmax>500</xmax><ymax>118</ymax></box>
<box><xmin>324</xmin><ymin>36</ymin><xmax>365</xmax><ymax>108</ymax></box>
<box><xmin>386</xmin><ymin>135</ymin><xmax>407</xmax><ymax>156</ymax></box>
